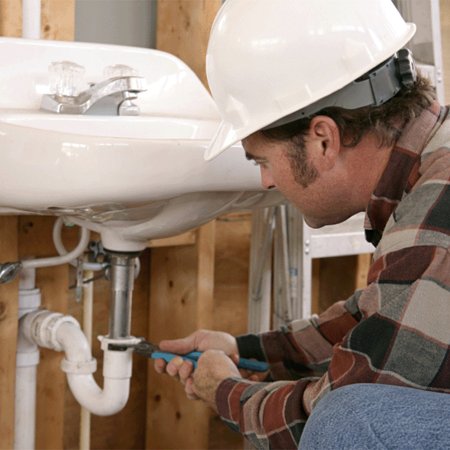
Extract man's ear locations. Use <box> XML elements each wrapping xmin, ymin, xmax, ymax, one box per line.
<box><xmin>308</xmin><ymin>116</ymin><xmax>341</xmax><ymax>171</ymax></box>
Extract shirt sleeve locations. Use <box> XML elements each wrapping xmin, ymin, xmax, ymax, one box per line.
<box><xmin>217</xmin><ymin>242</ymin><xmax>450</xmax><ymax>450</ymax></box>
<box><xmin>236</xmin><ymin>294</ymin><xmax>362</xmax><ymax>381</ymax></box>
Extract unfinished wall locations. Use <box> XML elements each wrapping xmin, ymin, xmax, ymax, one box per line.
<box><xmin>0</xmin><ymin>1</ymin><xmax>448</xmax><ymax>449</ymax></box>
<box><xmin>0</xmin><ymin>4</ymin><xmax>76</xmax><ymax>449</ymax></box>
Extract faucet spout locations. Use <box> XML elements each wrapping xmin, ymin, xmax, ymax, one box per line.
<box><xmin>41</xmin><ymin>76</ymin><xmax>147</xmax><ymax>116</ymax></box>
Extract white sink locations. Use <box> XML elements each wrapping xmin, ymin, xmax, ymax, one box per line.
<box><xmin>0</xmin><ymin>38</ymin><xmax>282</xmax><ymax>251</ymax></box>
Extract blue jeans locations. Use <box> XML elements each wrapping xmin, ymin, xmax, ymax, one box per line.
<box><xmin>299</xmin><ymin>384</ymin><xmax>450</xmax><ymax>450</ymax></box>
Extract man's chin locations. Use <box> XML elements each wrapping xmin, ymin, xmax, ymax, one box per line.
<box><xmin>304</xmin><ymin>214</ymin><xmax>352</xmax><ymax>229</ymax></box>
<box><xmin>303</xmin><ymin>217</ymin><xmax>325</xmax><ymax>229</ymax></box>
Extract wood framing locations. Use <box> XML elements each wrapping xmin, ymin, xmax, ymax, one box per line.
<box><xmin>146</xmin><ymin>214</ymin><xmax>250</xmax><ymax>450</ymax></box>
<box><xmin>0</xmin><ymin>0</ymin><xmax>75</xmax><ymax>39</ymax></box>
<box><xmin>146</xmin><ymin>222</ymin><xmax>216</xmax><ymax>450</ymax></box>
<box><xmin>0</xmin><ymin>217</ymin><xmax>18</xmax><ymax>450</ymax></box>
<box><xmin>209</xmin><ymin>213</ymin><xmax>251</xmax><ymax>449</ymax></box>
<box><xmin>156</xmin><ymin>0</ymin><xmax>222</xmax><ymax>86</ymax></box>
<box><xmin>148</xmin><ymin>230</ymin><xmax>197</xmax><ymax>248</ymax></box>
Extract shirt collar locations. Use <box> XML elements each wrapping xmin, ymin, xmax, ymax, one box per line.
<box><xmin>365</xmin><ymin>101</ymin><xmax>446</xmax><ymax>246</ymax></box>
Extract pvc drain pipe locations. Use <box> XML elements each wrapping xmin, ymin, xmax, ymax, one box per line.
<box><xmin>14</xmin><ymin>268</ymin><xmax>41</xmax><ymax>450</ymax></box>
<box><xmin>22</xmin><ymin>309</ymin><xmax>139</xmax><ymax>416</ymax></box>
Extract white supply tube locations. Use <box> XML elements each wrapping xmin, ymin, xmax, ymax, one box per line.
<box><xmin>52</xmin><ymin>218</ymin><xmax>140</xmax><ymax>277</ymax></box>
<box><xmin>22</xmin><ymin>0</ymin><xmax>41</xmax><ymax>39</ymax></box>
<box><xmin>0</xmin><ymin>223</ymin><xmax>92</xmax><ymax>285</ymax></box>
<box><xmin>52</xmin><ymin>218</ymin><xmax>108</xmax><ymax>272</ymax></box>
<box><xmin>21</xmin><ymin>224</ymin><xmax>90</xmax><ymax>270</ymax></box>
<box><xmin>22</xmin><ymin>310</ymin><xmax>138</xmax><ymax>416</ymax></box>
<box><xmin>14</xmin><ymin>268</ymin><xmax>41</xmax><ymax>450</ymax></box>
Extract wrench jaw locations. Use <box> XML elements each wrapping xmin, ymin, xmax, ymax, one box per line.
<box><xmin>132</xmin><ymin>339</ymin><xmax>160</xmax><ymax>357</ymax></box>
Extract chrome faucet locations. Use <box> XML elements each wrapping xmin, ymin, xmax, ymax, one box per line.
<box><xmin>41</xmin><ymin>75</ymin><xmax>148</xmax><ymax>116</ymax></box>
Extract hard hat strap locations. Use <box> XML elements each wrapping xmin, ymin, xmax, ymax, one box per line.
<box><xmin>264</xmin><ymin>49</ymin><xmax>417</xmax><ymax>130</ymax></box>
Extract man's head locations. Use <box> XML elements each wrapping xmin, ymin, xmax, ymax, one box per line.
<box><xmin>203</xmin><ymin>0</ymin><xmax>438</xmax><ymax>226</ymax></box>
<box><xmin>241</xmin><ymin>74</ymin><xmax>435</xmax><ymax>227</ymax></box>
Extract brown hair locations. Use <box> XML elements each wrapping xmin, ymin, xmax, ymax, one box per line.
<box><xmin>261</xmin><ymin>73</ymin><xmax>435</xmax><ymax>149</ymax></box>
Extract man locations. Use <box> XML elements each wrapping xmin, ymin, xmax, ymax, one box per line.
<box><xmin>155</xmin><ymin>0</ymin><xmax>450</xmax><ymax>448</ymax></box>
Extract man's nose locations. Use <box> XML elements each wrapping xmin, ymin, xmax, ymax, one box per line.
<box><xmin>260</xmin><ymin>167</ymin><xmax>276</xmax><ymax>190</ymax></box>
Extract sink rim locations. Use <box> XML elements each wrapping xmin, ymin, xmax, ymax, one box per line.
<box><xmin>0</xmin><ymin>109</ymin><xmax>221</xmax><ymax>141</ymax></box>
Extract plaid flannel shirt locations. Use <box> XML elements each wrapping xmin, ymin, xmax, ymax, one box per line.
<box><xmin>215</xmin><ymin>101</ymin><xmax>450</xmax><ymax>450</ymax></box>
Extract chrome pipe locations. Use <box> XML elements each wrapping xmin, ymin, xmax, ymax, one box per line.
<box><xmin>107</xmin><ymin>253</ymin><xmax>139</xmax><ymax>339</ymax></box>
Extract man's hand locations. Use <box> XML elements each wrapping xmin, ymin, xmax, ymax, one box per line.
<box><xmin>159</xmin><ymin>329</ymin><xmax>238</xmax><ymax>354</ymax></box>
<box><xmin>153</xmin><ymin>329</ymin><xmax>267</xmax><ymax>408</ymax></box>
<box><xmin>153</xmin><ymin>329</ymin><xmax>238</xmax><ymax>380</ymax></box>
<box><xmin>186</xmin><ymin>349</ymin><xmax>241</xmax><ymax>410</ymax></box>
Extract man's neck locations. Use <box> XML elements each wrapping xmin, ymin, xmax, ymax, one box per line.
<box><xmin>349</xmin><ymin>134</ymin><xmax>394</xmax><ymax>210</ymax></box>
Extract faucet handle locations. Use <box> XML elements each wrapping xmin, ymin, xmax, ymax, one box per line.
<box><xmin>49</xmin><ymin>61</ymin><xmax>86</xmax><ymax>97</ymax></box>
<box><xmin>103</xmin><ymin>64</ymin><xmax>138</xmax><ymax>78</ymax></box>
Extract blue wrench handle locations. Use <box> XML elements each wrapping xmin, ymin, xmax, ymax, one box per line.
<box><xmin>151</xmin><ymin>350</ymin><xmax>269</xmax><ymax>372</ymax></box>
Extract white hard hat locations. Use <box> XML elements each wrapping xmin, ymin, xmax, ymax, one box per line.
<box><xmin>204</xmin><ymin>0</ymin><xmax>416</xmax><ymax>161</ymax></box>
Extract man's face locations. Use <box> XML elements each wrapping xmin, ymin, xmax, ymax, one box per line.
<box><xmin>242</xmin><ymin>131</ymin><xmax>353</xmax><ymax>228</ymax></box>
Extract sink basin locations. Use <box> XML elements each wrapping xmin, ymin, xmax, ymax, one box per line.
<box><xmin>0</xmin><ymin>38</ymin><xmax>282</xmax><ymax>251</ymax></box>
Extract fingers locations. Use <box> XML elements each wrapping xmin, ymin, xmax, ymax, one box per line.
<box><xmin>155</xmin><ymin>356</ymin><xmax>198</xmax><ymax>401</ymax></box>
<box><xmin>159</xmin><ymin>329</ymin><xmax>238</xmax><ymax>355</ymax></box>
<box><xmin>230</xmin><ymin>353</ymin><xmax>239</xmax><ymax>365</ymax></box>
<box><xmin>159</xmin><ymin>331</ymin><xmax>200</xmax><ymax>354</ymax></box>
<box><xmin>153</xmin><ymin>358</ymin><xmax>166</xmax><ymax>374</ymax></box>
<box><xmin>157</xmin><ymin>356</ymin><xmax>194</xmax><ymax>385</ymax></box>
<box><xmin>154</xmin><ymin>349</ymin><xmax>242</xmax><ymax>406</ymax></box>
<box><xmin>248</xmin><ymin>372</ymin><xmax>268</xmax><ymax>382</ymax></box>
<box><xmin>238</xmin><ymin>368</ymin><xmax>268</xmax><ymax>381</ymax></box>
<box><xmin>154</xmin><ymin>330</ymin><xmax>242</xmax><ymax>406</ymax></box>
<box><xmin>178</xmin><ymin>359</ymin><xmax>195</xmax><ymax>384</ymax></box>
<box><xmin>155</xmin><ymin>332</ymin><xmax>198</xmax><ymax>375</ymax></box>
<box><xmin>185</xmin><ymin>378</ymin><xmax>199</xmax><ymax>400</ymax></box>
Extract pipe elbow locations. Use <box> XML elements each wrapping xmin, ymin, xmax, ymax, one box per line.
<box><xmin>59</xmin><ymin>328</ymin><xmax>136</xmax><ymax>416</ymax></box>
<box><xmin>23</xmin><ymin>310</ymin><xmax>136</xmax><ymax>416</ymax></box>
<box><xmin>66</xmin><ymin>374</ymin><xmax>130</xmax><ymax>416</ymax></box>
<box><xmin>65</xmin><ymin>339</ymin><xmax>135</xmax><ymax>416</ymax></box>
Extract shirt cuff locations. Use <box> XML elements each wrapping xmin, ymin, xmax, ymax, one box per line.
<box><xmin>215</xmin><ymin>377</ymin><xmax>257</xmax><ymax>426</ymax></box>
<box><xmin>236</xmin><ymin>334</ymin><xmax>266</xmax><ymax>361</ymax></box>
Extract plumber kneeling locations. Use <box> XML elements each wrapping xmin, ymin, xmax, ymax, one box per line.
<box><xmin>154</xmin><ymin>0</ymin><xmax>450</xmax><ymax>449</ymax></box>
